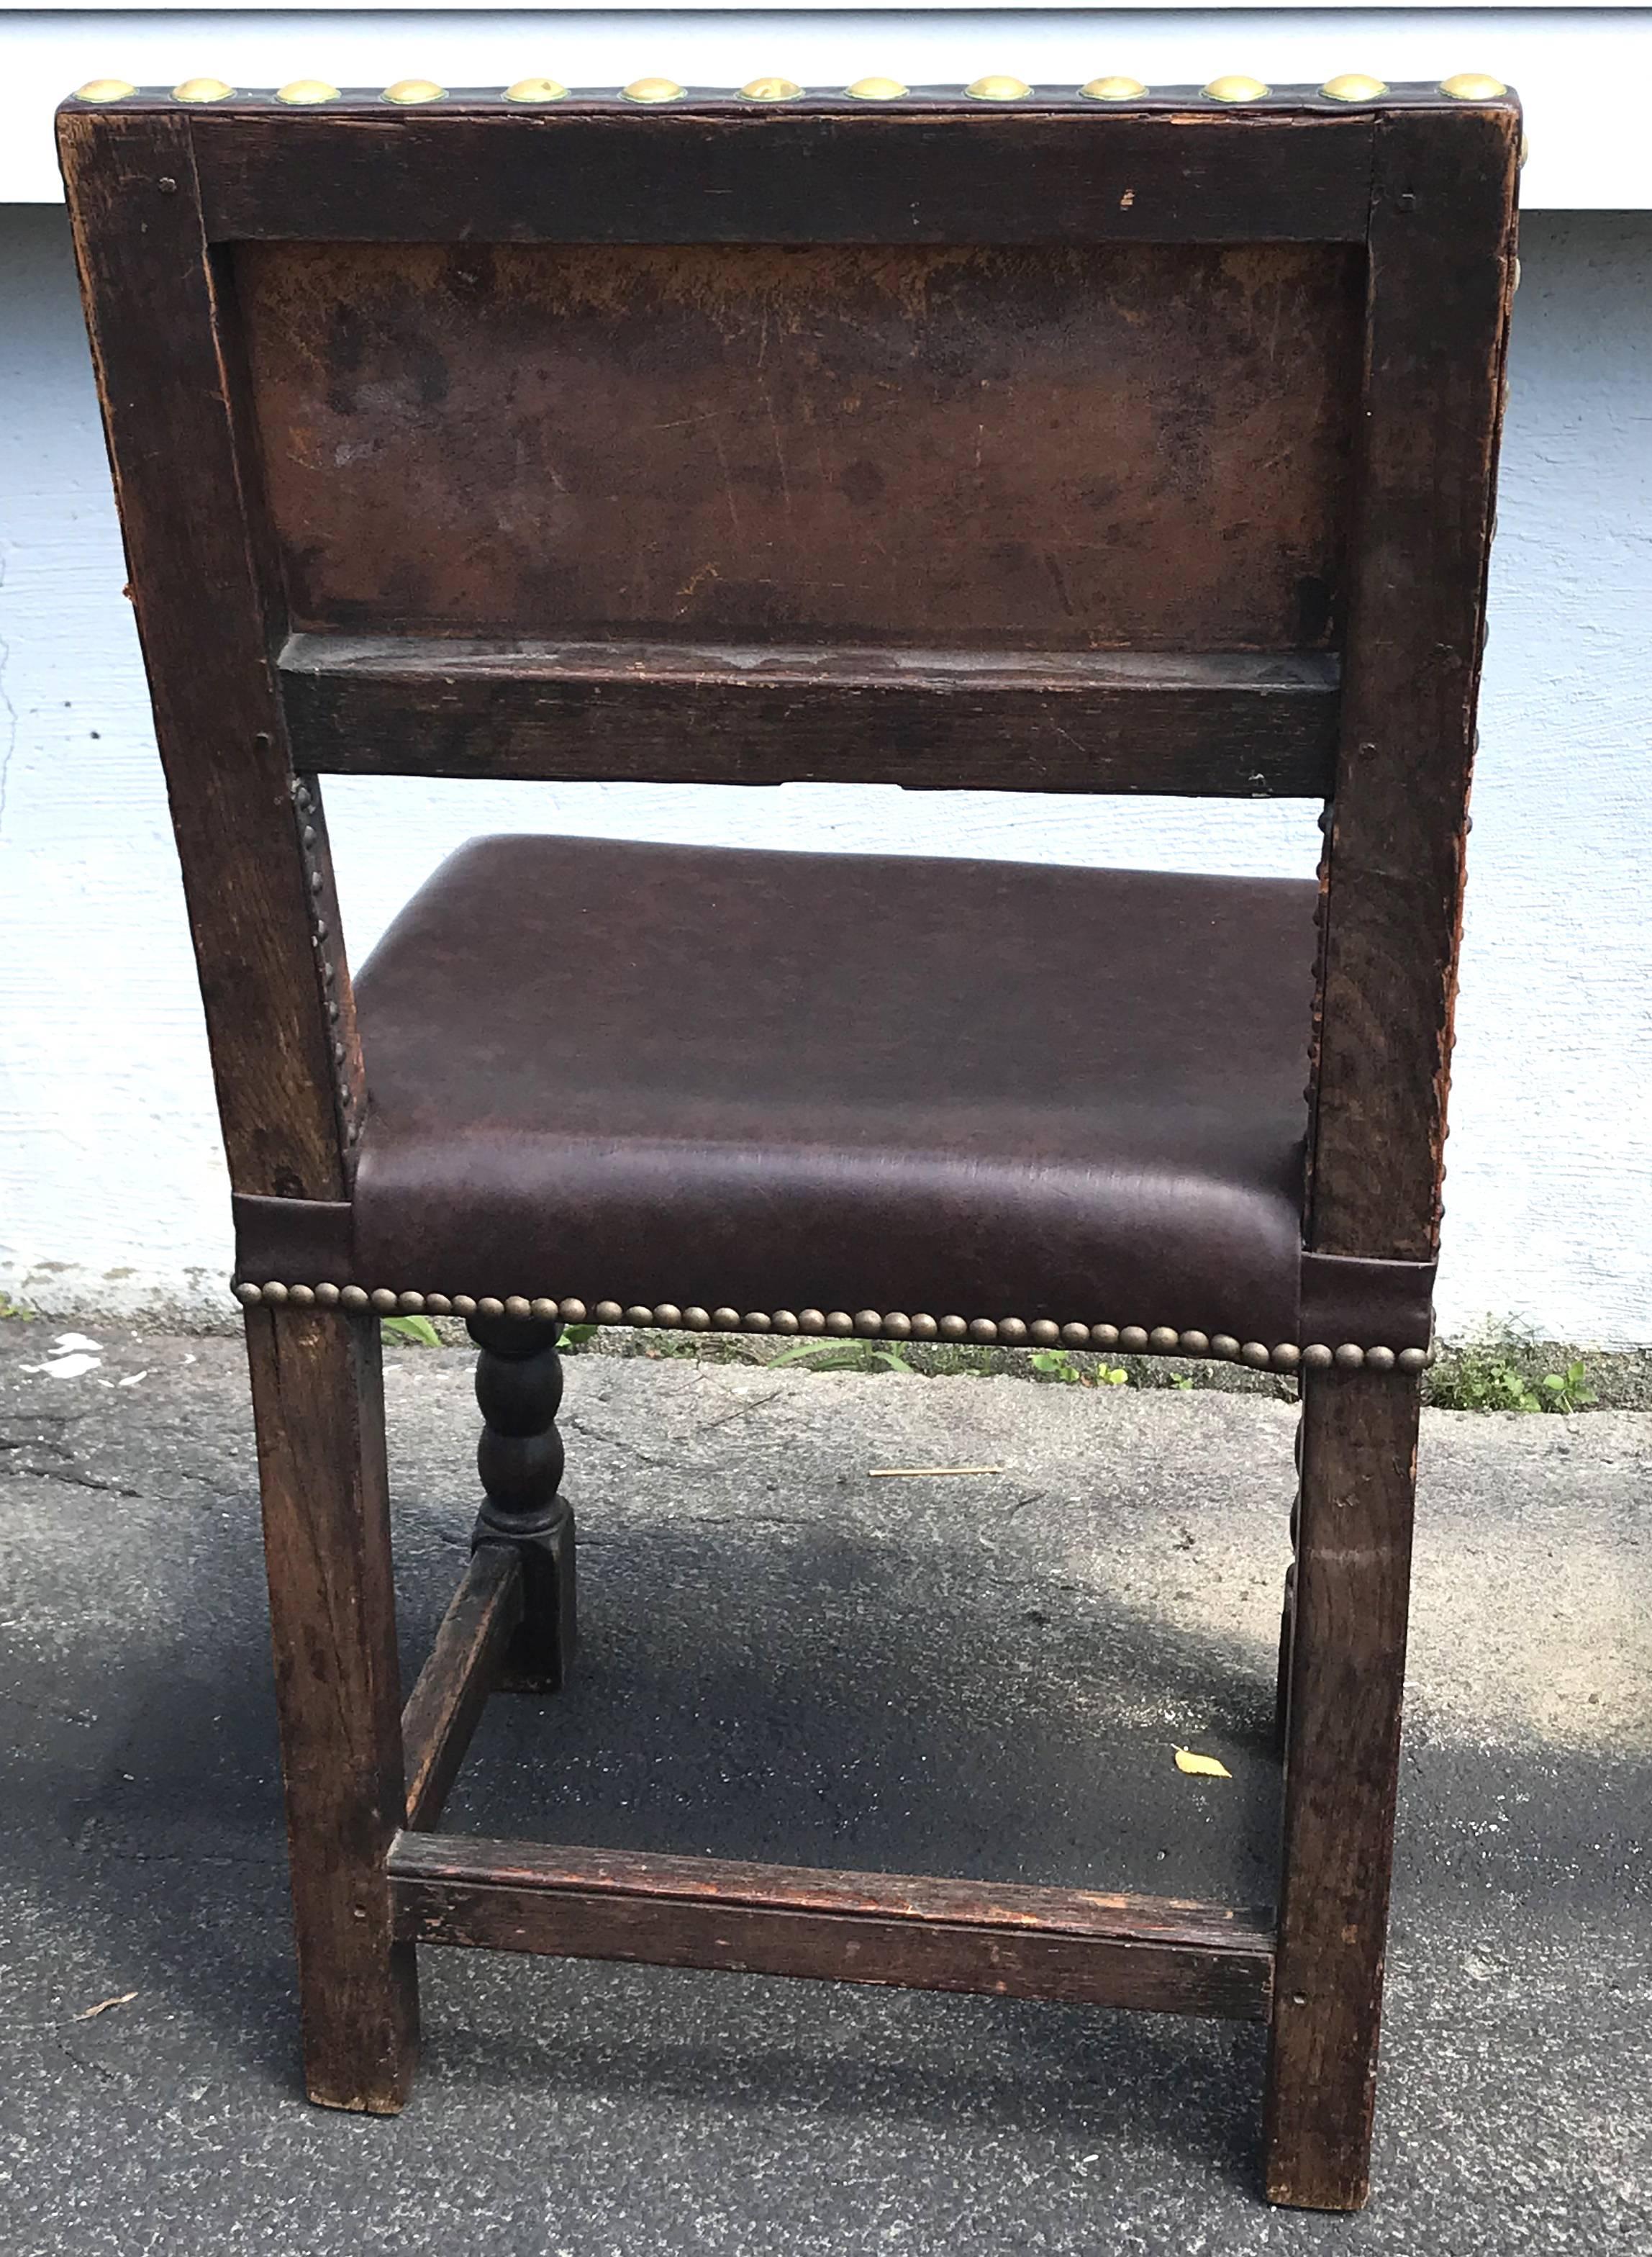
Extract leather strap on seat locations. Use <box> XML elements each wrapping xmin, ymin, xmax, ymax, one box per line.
<box><xmin>1298</xmin><ymin>1252</ymin><xmax>1436</xmax><ymax>1354</ymax></box>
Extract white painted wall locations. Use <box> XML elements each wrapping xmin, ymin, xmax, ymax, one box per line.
<box><xmin>2</xmin><ymin>194</ymin><xmax>1650</xmax><ymax>1339</ymax></box>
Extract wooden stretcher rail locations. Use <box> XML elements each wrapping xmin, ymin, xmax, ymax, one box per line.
<box><xmin>280</xmin><ymin>636</ymin><xmax>1340</xmax><ymax>796</ymax></box>
<box><xmin>389</xmin><ymin>1833</ymin><xmax>1276</xmax><ymax>2019</ymax></box>
<box><xmin>190</xmin><ymin>107</ymin><xmax>1377</xmax><ymax>247</ymax></box>
<box><xmin>401</xmin><ymin>1544</ymin><xmax>523</xmax><ymax>1830</ymax></box>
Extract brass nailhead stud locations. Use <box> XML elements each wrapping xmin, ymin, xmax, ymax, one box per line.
<box><xmin>503</xmin><ymin>1294</ymin><xmax>532</xmax><ymax>1320</ymax></box>
<box><xmin>1029</xmin><ymin>1320</ymin><xmax>1061</xmax><ymax>1347</ymax></box>
<box><xmin>772</xmin><ymin>1311</ymin><xmax>801</xmax><ymax>1335</ymax></box>
<box><xmin>714</xmin><ymin>1307</ymin><xmax>743</xmax><ymax>1330</ymax></box>
<box><xmin>966</xmin><ymin>1317</ymin><xmax>996</xmax><ymax>1344</ymax></box>
<box><xmin>1149</xmin><ymin>1326</ymin><xmax>1180</xmax><ymax>1354</ymax></box>
<box><xmin>1061</xmin><ymin>1322</ymin><xmax>1090</xmax><ymax>1348</ymax></box>
<box><xmin>478</xmin><ymin>1296</ymin><xmax>506</xmax><ymax>1320</ymax></box>
<box><xmin>75</xmin><ymin>79</ymin><xmax>137</xmax><ymax>102</ymax></box>
<box><xmin>623</xmin><ymin>77</ymin><xmax>685</xmax><ymax>103</ymax></box>
<box><xmin>1333</xmin><ymin>1342</ymin><xmax>1366</xmax><ymax>1370</ymax></box>
<box><xmin>967</xmin><ymin>75</ymin><xmax>1031</xmax><ymax>101</ymax></box>
<box><xmin>1240</xmin><ymin>1341</ymin><xmax>1271</xmax><ymax>1368</ymax></box>
<box><xmin>825</xmin><ymin>1311</ymin><xmax>855</xmax><ymax>1337</ymax></box>
<box><xmin>1180</xmin><ymin>1331</ymin><xmax>1210</xmax><ymax>1357</ymax></box>
<box><xmin>1081</xmin><ymin>76</ymin><xmax>1146</xmax><ymax>101</ymax></box>
<box><xmin>398</xmin><ymin>1291</ymin><xmax>426</xmax><ymax>1314</ymax></box>
<box><xmin>909</xmin><ymin>1315</ymin><xmax>939</xmax><ymax>1342</ymax></box>
<box><xmin>316</xmin><ymin>1283</ymin><xmax>341</xmax><ymax>1308</ymax></box>
<box><xmin>1320</xmin><ymin>73</ymin><xmax>1386</xmax><ymax>102</ymax></box>
<box><xmin>1120</xmin><ymin>1326</ymin><xmax>1150</xmax><ymax>1354</ymax></box>
<box><xmin>530</xmin><ymin>1298</ymin><xmax>558</xmax><ymax>1321</ymax></box>
<box><xmin>276</xmin><ymin>80</ymin><xmax>340</xmax><ymax>105</ymax></box>
<box><xmin>369</xmin><ymin>1288</ymin><xmax>396</xmax><ymax>1313</ymax></box>
<box><xmin>505</xmin><ymin>78</ymin><xmax>568</xmax><ymax>102</ymax></box>
<box><xmin>559</xmin><ymin>1299</ymin><xmax>587</xmax><ymax>1324</ymax></box>
<box><xmin>1397</xmin><ymin>1347</ymin><xmax>1429</xmax><ymax>1375</ymax></box>
<box><xmin>427</xmin><ymin>1294</ymin><xmax>452</xmax><ymax>1316</ymax></box>
<box><xmin>1365</xmin><ymin>1345</ymin><xmax>1397</xmax><ymax>1373</ymax></box>
<box><xmin>235</xmin><ymin>1282</ymin><xmax>261</xmax><ymax>1306</ymax></box>
<box><xmin>624</xmin><ymin>1304</ymin><xmax>653</xmax><ymax>1327</ymax></box>
<box><xmin>847</xmin><ymin>76</ymin><xmax>907</xmax><ymax>101</ymax></box>
<box><xmin>1211</xmin><ymin>1335</ymin><xmax>1240</xmax><ymax>1360</ymax></box>
<box><xmin>653</xmin><ymin>1303</ymin><xmax>682</xmax><ymax>1329</ymax></box>
<box><xmin>594</xmin><ymin>1300</ymin><xmax>622</xmax><ymax>1324</ymax></box>
<box><xmin>740</xmin><ymin>77</ymin><xmax>802</xmax><ymax>101</ymax></box>
<box><xmin>998</xmin><ymin>1317</ymin><xmax>1028</xmax><ymax>1346</ymax></box>
<box><xmin>744</xmin><ymin>1311</ymin><xmax>773</xmax><ymax>1333</ymax></box>
<box><xmin>174</xmin><ymin>77</ymin><xmax>233</xmax><ymax>103</ymax></box>
<box><xmin>1302</xmin><ymin>1343</ymin><xmax>1335</xmax><ymax>1370</ymax></box>
<box><xmin>1440</xmin><ymin>72</ymin><xmax>1507</xmax><ymax>101</ymax></box>
<box><xmin>939</xmin><ymin>1315</ymin><xmax>968</xmax><ymax>1342</ymax></box>
<box><xmin>1271</xmin><ymin>1343</ymin><xmax>1302</xmax><ymax>1372</ymax></box>
<box><xmin>1091</xmin><ymin>1325</ymin><xmax>1120</xmax><ymax>1349</ymax></box>
<box><xmin>384</xmin><ymin>79</ymin><xmax>445</xmax><ymax>104</ymax></box>
<box><xmin>340</xmin><ymin>1285</ymin><xmax>370</xmax><ymax>1311</ymax></box>
<box><xmin>1204</xmin><ymin>76</ymin><xmax>1268</xmax><ymax>102</ymax></box>
<box><xmin>450</xmin><ymin>1294</ymin><xmax>476</xmax><ymax>1317</ymax></box>
<box><xmin>883</xmin><ymin>1313</ymin><xmax>912</xmax><ymax>1341</ymax></box>
<box><xmin>797</xmin><ymin>1310</ymin><xmax>825</xmax><ymax>1334</ymax></box>
<box><xmin>263</xmin><ymin>1281</ymin><xmax>289</xmax><ymax>1306</ymax></box>
<box><xmin>854</xmin><ymin>1310</ymin><xmax>883</xmax><ymax>1336</ymax></box>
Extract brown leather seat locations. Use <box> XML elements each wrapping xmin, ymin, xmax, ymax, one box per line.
<box><xmin>352</xmin><ymin>834</ymin><xmax>1317</xmax><ymax>1342</ymax></box>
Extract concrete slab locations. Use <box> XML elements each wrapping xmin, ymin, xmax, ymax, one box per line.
<box><xmin>1</xmin><ymin>1324</ymin><xmax>1648</xmax><ymax>2253</ymax></box>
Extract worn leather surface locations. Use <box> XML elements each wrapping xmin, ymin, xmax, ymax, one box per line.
<box><xmin>351</xmin><ymin>837</ymin><xmax>1318</xmax><ymax>1336</ymax></box>
<box><xmin>1298</xmin><ymin>1252</ymin><xmax>1437</xmax><ymax>1352</ymax></box>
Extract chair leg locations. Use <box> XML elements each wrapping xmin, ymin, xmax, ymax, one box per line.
<box><xmin>468</xmin><ymin>1312</ymin><xmax>578</xmax><ymax>1692</ymax></box>
<box><xmin>1263</xmin><ymin>1362</ymin><xmax>1420</xmax><ymax>2211</ymax></box>
<box><xmin>245</xmin><ymin>1301</ymin><xmax>419</xmax><ymax>2111</ymax></box>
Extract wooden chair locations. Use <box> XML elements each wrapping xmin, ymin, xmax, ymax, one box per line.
<box><xmin>59</xmin><ymin>70</ymin><xmax>1518</xmax><ymax>2210</ymax></box>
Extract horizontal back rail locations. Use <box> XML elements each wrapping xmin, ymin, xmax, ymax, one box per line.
<box><xmin>281</xmin><ymin>638</ymin><xmax>1340</xmax><ymax>795</ymax></box>
<box><xmin>183</xmin><ymin>99</ymin><xmax>1377</xmax><ymax>246</ymax></box>
<box><xmin>389</xmin><ymin>1832</ymin><xmax>1276</xmax><ymax>2019</ymax></box>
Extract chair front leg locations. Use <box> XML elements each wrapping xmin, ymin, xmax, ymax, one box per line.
<box><xmin>245</xmin><ymin>1301</ymin><xmax>419</xmax><ymax>2112</ymax></box>
<box><xmin>1263</xmin><ymin>1362</ymin><xmax>1420</xmax><ymax>2209</ymax></box>
<box><xmin>468</xmin><ymin>1311</ymin><xmax>577</xmax><ymax>1691</ymax></box>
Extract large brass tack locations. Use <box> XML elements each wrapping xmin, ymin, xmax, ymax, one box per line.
<box><xmin>623</xmin><ymin>76</ymin><xmax>685</xmax><ymax>103</ymax></box>
<box><xmin>1440</xmin><ymin>72</ymin><xmax>1508</xmax><ymax>101</ymax></box>
<box><xmin>966</xmin><ymin>75</ymin><xmax>1031</xmax><ymax>101</ymax></box>
<box><xmin>1081</xmin><ymin>77</ymin><xmax>1146</xmax><ymax>101</ymax></box>
<box><xmin>1320</xmin><ymin>73</ymin><xmax>1386</xmax><ymax>103</ymax></box>
<box><xmin>276</xmin><ymin>81</ymin><xmax>340</xmax><ymax>105</ymax></box>
<box><xmin>1204</xmin><ymin>76</ymin><xmax>1268</xmax><ymax>103</ymax></box>
<box><xmin>74</xmin><ymin>79</ymin><xmax>137</xmax><ymax>102</ymax></box>
<box><xmin>846</xmin><ymin>76</ymin><xmax>906</xmax><ymax>101</ymax></box>
<box><xmin>384</xmin><ymin>79</ymin><xmax>445</xmax><ymax>104</ymax></box>
<box><xmin>174</xmin><ymin>77</ymin><xmax>233</xmax><ymax>104</ymax></box>
<box><xmin>740</xmin><ymin>77</ymin><xmax>802</xmax><ymax>102</ymax></box>
<box><xmin>505</xmin><ymin>78</ymin><xmax>568</xmax><ymax>103</ymax></box>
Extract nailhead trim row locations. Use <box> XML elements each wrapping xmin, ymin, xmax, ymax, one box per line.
<box><xmin>232</xmin><ymin>1280</ymin><xmax>1434</xmax><ymax>1371</ymax></box>
<box><xmin>291</xmin><ymin>780</ymin><xmax>358</xmax><ymax>1148</ymax></box>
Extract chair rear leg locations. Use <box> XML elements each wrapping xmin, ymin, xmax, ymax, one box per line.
<box><xmin>468</xmin><ymin>1311</ymin><xmax>577</xmax><ymax>1691</ymax></box>
<box><xmin>245</xmin><ymin>1301</ymin><xmax>419</xmax><ymax>2112</ymax></box>
<box><xmin>1263</xmin><ymin>1362</ymin><xmax>1420</xmax><ymax>2210</ymax></box>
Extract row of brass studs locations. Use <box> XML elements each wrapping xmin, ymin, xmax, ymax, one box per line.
<box><xmin>231</xmin><ymin>1280</ymin><xmax>1434</xmax><ymax>1372</ymax></box>
<box><xmin>291</xmin><ymin>780</ymin><xmax>357</xmax><ymax>1147</ymax></box>
<box><xmin>75</xmin><ymin>72</ymin><xmax>1510</xmax><ymax>107</ymax></box>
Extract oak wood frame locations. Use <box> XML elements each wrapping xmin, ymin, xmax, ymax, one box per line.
<box><xmin>60</xmin><ymin>83</ymin><xmax>1518</xmax><ymax>2211</ymax></box>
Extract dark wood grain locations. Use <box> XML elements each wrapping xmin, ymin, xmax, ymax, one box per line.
<box><xmin>281</xmin><ymin>638</ymin><xmax>1340</xmax><ymax>795</ymax></box>
<box><xmin>401</xmin><ymin>1544</ymin><xmax>523</xmax><ymax>1831</ymax></box>
<box><xmin>1307</xmin><ymin>106</ymin><xmax>1519</xmax><ymax>1260</ymax></box>
<box><xmin>1263</xmin><ymin>1365</ymin><xmax>1420</xmax><ymax>2209</ymax></box>
<box><xmin>56</xmin><ymin>109</ymin><xmax>345</xmax><ymax>1201</ymax></box>
<box><xmin>390</xmin><ymin>1835</ymin><xmax>1275</xmax><ymax>2019</ymax></box>
<box><xmin>193</xmin><ymin>104</ymin><xmax>1375</xmax><ymax>247</ymax></box>
<box><xmin>244</xmin><ymin>1304</ymin><xmax>418</xmax><ymax>2109</ymax></box>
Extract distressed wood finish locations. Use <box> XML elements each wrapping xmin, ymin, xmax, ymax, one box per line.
<box><xmin>281</xmin><ymin>640</ymin><xmax>1340</xmax><ymax>796</ymax></box>
<box><xmin>1309</xmin><ymin>106</ymin><xmax>1519</xmax><ymax>1260</ymax></box>
<box><xmin>61</xmin><ymin>84</ymin><xmax>1517</xmax><ymax>2200</ymax></box>
<box><xmin>244</xmin><ymin>1303</ymin><xmax>418</xmax><ymax>2108</ymax></box>
<box><xmin>390</xmin><ymin>1835</ymin><xmax>1276</xmax><ymax>2021</ymax></box>
<box><xmin>401</xmin><ymin>1544</ymin><xmax>524</xmax><ymax>1831</ymax></box>
<box><xmin>57</xmin><ymin>109</ymin><xmax>345</xmax><ymax>1201</ymax></box>
<box><xmin>1264</xmin><ymin>1365</ymin><xmax>1421</xmax><ymax>2209</ymax></box>
<box><xmin>194</xmin><ymin>103</ymin><xmax>1376</xmax><ymax>246</ymax></box>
